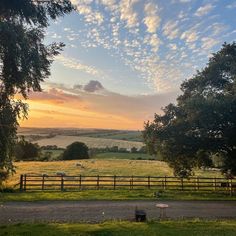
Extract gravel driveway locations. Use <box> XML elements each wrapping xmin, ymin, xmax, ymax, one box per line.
<box><xmin>0</xmin><ymin>200</ymin><xmax>236</xmax><ymax>224</ymax></box>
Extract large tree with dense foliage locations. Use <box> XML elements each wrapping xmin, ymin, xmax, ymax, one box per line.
<box><xmin>0</xmin><ymin>0</ymin><xmax>74</xmax><ymax>180</ymax></box>
<box><xmin>143</xmin><ymin>43</ymin><xmax>236</xmax><ymax>178</ymax></box>
<box><xmin>62</xmin><ymin>142</ymin><xmax>89</xmax><ymax>160</ymax></box>
<box><xmin>14</xmin><ymin>137</ymin><xmax>40</xmax><ymax>161</ymax></box>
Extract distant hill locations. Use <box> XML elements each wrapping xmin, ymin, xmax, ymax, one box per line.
<box><xmin>17</xmin><ymin>127</ymin><xmax>144</xmax><ymax>149</ymax></box>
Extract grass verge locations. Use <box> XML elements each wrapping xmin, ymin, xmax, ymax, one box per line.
<box><xmin>1</xmin><ymin>190</ymin><xmax>236</xmax><ymax>202</ymax></box>
<box><xmin>0</xmin><ymin>220</ymin><xmax>236</xmax><ymax>236</ymax></box>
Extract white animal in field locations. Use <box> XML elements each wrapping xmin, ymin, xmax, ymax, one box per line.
<box><xmin>56</xmin><ymin>172</ymin><xmax>66</xmax><ymax>176</ymax></box>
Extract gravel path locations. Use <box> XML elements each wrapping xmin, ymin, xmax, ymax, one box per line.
<box><xmin>0</xmin><ymin>200</ymin><xmax>236</xmax><ymax>224</ymax></box>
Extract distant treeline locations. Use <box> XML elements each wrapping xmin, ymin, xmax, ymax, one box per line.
<box><xmin>14</xmin><ymin>139</ymin><xmax>147</xmax><ymax>162</ymax></box>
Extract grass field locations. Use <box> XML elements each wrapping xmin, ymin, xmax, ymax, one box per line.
<box><xmin>1</xmin><ymin>220</ymin><xmax>236</xmax><ymax>236</ymax></box>
<box><xmin>93</xmin><ymin>152</ymin><xmax>154</xmax><ymax>160</ymax></box>
<box><xmin>6</xmin><ymin>159</ymin><xmax>223</xmax><ymax>188</ymax></box>
<box><xmin>35</xmin><ymin>135</ymin><xmax>143</xmax><ymax>150</ymax></box>
<box><xmin>18</xmin><ymin>128</ymin><xmax>143</xmax><ymax>142</ymax></box>
<box><xmin>41</xmin><ymin>151</ymin><xmax>156</xmax><ymax>161</ymax></box>
<box><xmin>6</xmin><ymin>160</ymin><xmax>172</xmax><ymax>186</ymax></box>
<box><xmin>83</xmin><ymin>130</ymin><xmax>143</xmax><ymax>142</ymax></box>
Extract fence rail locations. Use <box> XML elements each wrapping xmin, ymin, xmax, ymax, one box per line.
<box><xmin>19</xmin><ymin>174</ymin><xmax>236</xmax><ymax>195</ymax></box>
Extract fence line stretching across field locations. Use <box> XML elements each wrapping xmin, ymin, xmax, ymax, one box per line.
<box><xmin>19</xmin><ymin>174</ymin><xmax>236</xmax><ymax>195</ymax></box>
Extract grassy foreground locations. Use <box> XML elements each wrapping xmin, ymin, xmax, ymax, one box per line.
<box><xmin>1</xmin><ymin>220</ymin><xmax>236</xmax><ymax>236</ymax></box>
<box><xmin>1</xmin><ymin>190</ymin><xmax>236</xmax><ymax>202</ymax></box>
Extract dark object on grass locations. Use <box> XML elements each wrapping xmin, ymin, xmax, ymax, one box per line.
<box><xmin>135</xmin><ymin>208</ymin><xmax>146</xmax><ymax>222</ymax></box>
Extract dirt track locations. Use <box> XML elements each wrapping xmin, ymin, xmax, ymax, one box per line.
<box><xmin>0</xmin><ymin>200</ymin><xmax>236</xmax><ymax>224</ymax></box>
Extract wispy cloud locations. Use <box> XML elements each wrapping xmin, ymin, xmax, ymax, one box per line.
<box><xmin>56</xmin><ymin>55</ymin><xmax>105</xmax><ymax>78</ymax></box>
<box><xmin>195</xmin><ymin>4</ymin><xmax>214</xmax><ymax>17</ymax></box>
<box><xmin>162</xmin><ymin>20</ymin><xmax>180</xmax><ymax>40</ymax></box>
<box><xmin>201</xmin><ymin>37</ymin><xmax>219</xmax><ymax>50</ymax></box>
<box><xmin>181</xmin><ymin>29</ymin><xmax>198</xmax><ymax>43</ymax></box>
<box><xmin>226</xmin><ymin>2</ymin><xmax>236</xmax><ymax>9</ymax></box>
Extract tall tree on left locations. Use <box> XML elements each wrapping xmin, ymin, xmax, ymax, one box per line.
<box><xmin>0</xmin><ymin>0</ymin><xmax>74</xmax><ymax>182</ymax></box>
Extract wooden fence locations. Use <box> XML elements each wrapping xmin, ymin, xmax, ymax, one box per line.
<box><xmin>19</xmin><ymin>174</ymin><xmax>236</xmax><ymax>195</ymax></box>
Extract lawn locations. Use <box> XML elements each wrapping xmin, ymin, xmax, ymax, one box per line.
<box><xmin>1</xmin><ymin>220</ymin><xmax>236</xmax><ymax>236</ymax></box>
<box><xmin>1</xmin><ymin>190</ymin><xmax>235</xmax><ymax>202</ymax></box>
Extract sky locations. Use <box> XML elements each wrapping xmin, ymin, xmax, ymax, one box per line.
<box><xmin>21</xmin><ymin>0</ymin><xmax>236</xmax><ymax>130</ymax></box>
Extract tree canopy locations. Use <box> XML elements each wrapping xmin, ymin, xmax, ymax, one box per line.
<box><xmin>14</xmin><ymin>137</ymin><xmax>40</xmax><ymax>161</ymax></box>
<box><xmin>62</xmin><ymin>142</ymin><xmax>89</xmax><ymax>160</ymax></box>
<box><xmin>0</xmin><ymin>0</ymin><xmax>74</xmax><ymax>180</ymax></box>
<box><xmin>143</xmin><ymin>42</ymin><xmax>236</xmax><ymax>178</ymax></box>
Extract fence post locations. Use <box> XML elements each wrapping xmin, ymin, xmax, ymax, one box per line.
<box><xmin>148</xmin><ymin>176</ymin><xmax>150</xmax><ymax>189</ymax></box>
<box><xmin>214</xmin><ymin>177</ymin><xmax>216</xmax><ymax>191</ymax></box>
<box><xmin>24</xmin><ymin>174</ymin><xmax>27</xmax><ymax>191</ymax></box>
<box><xmin>19</xmin><ymin>174</ymin><xmax>23</xmax><ymax>191</ymax></box>
<box><xmin>79</xmin><ymin>175</ymin><xmax>82</xmax><ymax>189</ymax></box>
<box><xmin>230</xmin><ymin>179</ymin><xmax>233</xmax><ymax>196</ymax></box>
<box><xmin>164</xmin><ymin>176</ymin><xmax>167</xmax><ymax>190</ymax></box>
<box><xmin>113</xmin><ymin>175</ymin><xmax>116</xmax><ymax>190</ymax></box>
<box><xmin>97</xmin><ymin>175</ymin><xmax>100</xmax><ymax>190</ymax></box>
<box><xmin>131</xmin><ymin>176</ymin><xmax>133</xmax><ymax>190</ymax></box>
<box><xmin>197</xmin><ymin>177</ymin><xmax>199</xmax><ymax>191</ymax></box>
<box><xmin>42</xmin><ymin>175</ymin><xmax>45</xmax><ymax>191</ymax></box>
<box><xmin>181</xmin><ymin>178</ymin><xmax>184</xmax><ymax>191</ymax></box>
<box><xmin>61</xmin><ymin>175</ymin><xmax>64</xmax><ymax>191</ymax></box>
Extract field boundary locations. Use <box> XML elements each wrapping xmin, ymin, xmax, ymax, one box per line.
<box><xmin>18</xmin><ymin>174</ymin><xmax>236</xmax><ymax>195</ymax></box>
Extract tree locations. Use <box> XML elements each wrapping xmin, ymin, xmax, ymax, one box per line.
<box><xmin>0</xmin><ymin>1</ymin><xmax>74</xmax><ymax>180</ymax></box>
<box><xmin>143</xmin><ymin>43</ymin><xmax>236</xmax><ymax>178</ymax></box>
<box><xmin>62</xmin><ymin>142</ymin><xmax>89</xmax><ymax>160</ymax></box>
<box><xmin>14</xmin><ymin>137</ymin><xmax>40</xmax><ymax>161</ymax></box>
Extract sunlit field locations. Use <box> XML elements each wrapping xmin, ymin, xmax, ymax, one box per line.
<box><xmin>6</xmin><ymin>159</ymin><xmax>223</xmax><ymax>187</ymax></box>
<box><xmin>35</xmin><ymin>135</ymin><xmax>143</xmax><ymax>150</ymax></box>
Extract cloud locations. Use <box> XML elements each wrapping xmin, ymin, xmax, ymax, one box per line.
<box><xmin>169</xmin><ymin>43</ymin><xmax>177</xmax><ymax>50</ymax></box>
<box><xmin>56</xmin><ymin>55</ymin><xmax>105</xmax><ymax>78</ymax></box>
<box><xmin>226</xmin><ymin>2</ymin><xmax>236</xmax><ymax>9</ymax></box>
<box><xmin>100</xmin><ymin>0</ymin><xmax>117</xmax><ymax>11</ymax></box>
<box><xmin>162</xmin><ymin>20</ymin><xmax>180</xmax><ymax>40</ymax></box>
<box><xmin>119</xmin><ymin>0</ymin><xmax>139</xmax><ymax>28</ymax></box>
<box><xmin>201</xmin><ymin>37</ymin><xmax>219</xmax><ymax>50</ymax></box>
<box><xmin>181</xmin><ymin>29</ymin><xmax>198</xmax><ymax>43</ymax></box>
<box><xmin>179</xmin><ymin>0</ymin><xmax>191</xmax><ymax>2</ymax></box>
<box><xmin>25</xmin><ymin>82</ymin><xmax>179</xmax><ymax>129</ymax></box>
<box><xmin>195</xmin><ymin>4</ymin><xmax>214</xmax><ymax>17</ymax></box>
<box><xmin>143</xmin><ymin>2</ymin><xmax>161</xmax><ymax>33</ymax></box>
<box><xmin>71</xmin><ymin>0</ymin><xmax>104</xmax><ymax>25</ymax></box>
<box><xmin>84</xmin><ymin>80</ymin><xmax>104</xmax><ymax>92</ymax></box>
<box><xmin>28</xmin><ymin>88</ymin><xmax>81</xmax><ymax>105</ymax></box>
<box><xmin>144</xmin><ymin>34</ymin><xmax>161</xmax><ymax>53</ymax></box>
